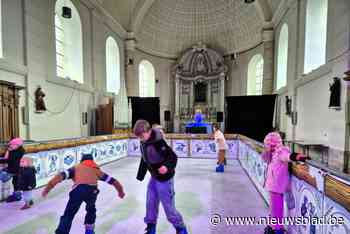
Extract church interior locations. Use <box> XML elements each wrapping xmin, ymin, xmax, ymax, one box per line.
<box><xmin>0</xmin><ymin>0</ymin><xmax>349</xmax><ymax>233</ymax></box>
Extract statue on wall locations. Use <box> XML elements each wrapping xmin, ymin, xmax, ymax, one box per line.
<box><xmin>35</xmin><ymin>86</ymin><xmax>47</xmax><ymax>113</ymax></box>
<box><xmin>285</xmin><ymin>96</ymin><xmax>292</xmax><ymax>116</ymax></box>
<box><xmin>329</xmin><ymin>77</ymin><xmax>341</xmax><ymax>109</ymax></box>
<box><xmin>195</xmin><ymin>54</ymin><xmax>207</xmax><ymax>74</ymax></box>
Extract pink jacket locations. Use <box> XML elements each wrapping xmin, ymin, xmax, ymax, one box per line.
<box><xmin>262</xmin><ymin>146</ymin><xmax>291</xmax><ymax>194</ymax></box>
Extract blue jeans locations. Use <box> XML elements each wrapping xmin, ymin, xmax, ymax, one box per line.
<box><xmin>55</xmin><ymin>184</ymin><xmax>99</xmax><ymax>234</ymax></box>
<box><xmin>0</xmin><ymin>169</ymin><xmax>20</xmax><ymax>196</ymax></box>
<box><xmin>0</xmin><ymin>169</ymin><xmax>12</xmax><ymax>183</ymax></box>
<box><xmin>144</xmin><ymin>177</ymin><xmax>185</xmax><ymax>229</ymax></box>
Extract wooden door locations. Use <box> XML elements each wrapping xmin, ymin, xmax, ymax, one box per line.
<box><xmin>0</xmin><ymin>81</ymin><xmax>21</xmax><ymax>142</ymax></box>
<box><xmin>95</xmin><ymin>99</ymin><xmax>114</xmax><ymax>135</ymax></box>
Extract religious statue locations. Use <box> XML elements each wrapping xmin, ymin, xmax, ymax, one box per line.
<box><xmin>34</xmin><ymin>86</ymin><xmax>47</xmax><ymax>113</ymax></box>
<box><xmin>195</xmin><ymin>54</ymin><xmax>207</xmax><ymax>73</ymax></box>
<box><xmin>194</xmin><ymin>109</ymin><xmax>204</xmax><ymax>123</ymax></box>
<box><xmin>329</xmin><ymin>77</ymin><xmax>341</xmax><ymax>109</ymax></box>
<box><xmin>285</xmin><ymin>96</ymin><xmax>292</xmax><ymax>115</ymax></box>
<box><xmin>185</xmin><ymin>109</ymin><xmax>212</xmax><ymax>133</ymax></box>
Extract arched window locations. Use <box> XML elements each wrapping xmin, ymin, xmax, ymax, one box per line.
<box><xmin>106</xmin><ymin>36</ymin><xmax>120</xmax><ymax>94</ymax></box>
<box><xmin>139</xmin><ymin>60</ymin><xmax>155</xmax><ymax>97</ymax></box>
<box><xmin>276</xmin><ymin>24</ymin><xmax>288</xmax><ymax>90</ymax></box>
<box><xmin>55</xmin><ymin>0</ymin><xmax>83</xmax><ymax>83</ymax></box>
<box><xmin>247</xmin><ymin>54</ymin><xmax>264</xmax><ymax>95</ymax></box>
<box><xmin>304</xmin><ymin>0</ymin><xmax>328</xmax><ymax>74</ymax></box>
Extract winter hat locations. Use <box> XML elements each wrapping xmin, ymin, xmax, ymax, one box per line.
<box><xmin>263</xmin><ymin>132</ymin><xmax>282</xmax><ymax>150</ymax></box>
<box><xmin>81</xmin><ymin>153</ymin><xmax>94</xmax><ymax>162</ymax></box>
<box><xmin>8</xmin><ymin>138</ymin><xmax>24</xmax><ymax>150</ymax></box>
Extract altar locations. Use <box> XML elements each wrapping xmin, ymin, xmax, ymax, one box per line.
<box><xmin>185</xmin><ymin>112</ymin><xmax>212</xmax><ymax>134</ymax></box>
<box><xmin>173</xmin><ymin>43</ymin><xmax>228</xmax><ymax>133</ymax></box>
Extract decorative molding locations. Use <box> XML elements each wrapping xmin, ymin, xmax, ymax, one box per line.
<box><xmin>46</xmin><ymin>76</ymin><xmax>95</xmax><ymax>94</ymax></box>
<box><xmin>130</xmin><ymin>0</ymin><xmax>156</xmax><ymax>32</ymax></box>
<box><xmin>173</xmin><ymin>43</ymin><xmax>228</xmax><ymax>79</ymax></box>
<box><xmin>256</xmin><ymin>0</ymin><xmax>273</xmax><ymax>21</ymax></box>
<box><xmin>262</xmin><ymin>29</ymin><xmax>274</xmax><ymax>42</ymax></box>
<box><xmin>88</xmin><ymin>0</ymin><xmax>128</xmax><ymax>39</ymax></box>
<box><xmin>274</xmin><ymin>86</ymin><xmax>288</xmax><ymax>95</ymax></box>
<box><xmin>295</xmin><ymin>63</ymin><xmax>333</xmax><ymax>89</ymax></box>
<box><xmin>0</xmin><ymin>59</ymin><xmax>28</xmax><ymax>76</ymax></box>
<box><xmin>272</xmin><ymin>0</ymin><xmax>297</xmax><ymax>26</ymax></box>
<box><xmin>136</xmin><ymin>40</ymin><xmax>265</xmax><ymax>60</ymax></box>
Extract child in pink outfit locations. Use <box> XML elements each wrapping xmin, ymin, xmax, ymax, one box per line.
<box><xmin>262</xmin><ymin>132</ymin><xmax>307</xmax><ymax>234</ymax></box>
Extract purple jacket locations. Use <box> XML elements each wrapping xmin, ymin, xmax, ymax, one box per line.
<box><xmin>262</xmin><ymin>146</ymin><xmax>291</xmax><ymax>194</ymax></box>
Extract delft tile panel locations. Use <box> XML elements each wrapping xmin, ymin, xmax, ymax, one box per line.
<box><xmin>239</xmin><ymin>143</ymin><xmax>269</xmax><ymax>202</ymax></box>
<box><xmin>0</xmin><ymin>139</ymin><xmax>129</xmax><ymax>200</ymax></box>
<box><xmin>61</xmin><ymin>148</ymin><xmax>77</xmax><ymax>170</ymax></box>
<box><xmin>45</xmin><ymin>150</ymin><xmax>61</xmax><ymax>177</ymax></box>
<box><xmin>128</xmin><ymin>139</ymin><xmax>141</xmax><ymax>156</ymax></box>
<box><xmin>288</xmin><ymin>176</ymin><xmax>324</xmax><ymax>234</ymax></box>
<box><xmin>323</xmin><ymin>195</ymin><xmax>350</xmax><ymax>234</ymax></box>
<box><xmin>226</xmin><ymin>140</ymin><xmax>238</xmax><ymax>159</ymax></box>
<box><xmin>172</xmin><ymin>140</ymin><xmax>189</xmax><ymax>157</ymax></box>
<box><xmin>191</xmin><ymin>140</ymin><xmax>217</xmax><ymax>158</ymax></box>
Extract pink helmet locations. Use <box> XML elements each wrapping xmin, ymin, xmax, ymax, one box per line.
<box><xmin>8</xmin><ymin>138</ymin><xmax>24</xmax><ymax>150</ymax></box>
<box><xmin>263</xmin><ymin>132</ymin><xmax>282</xmax><ymax>150</ymax></box>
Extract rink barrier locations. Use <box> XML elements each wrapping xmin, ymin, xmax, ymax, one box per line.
<box><xmin>0</xmin><ymin>133</ymin><xmax>349</xmax><ymax>233</ymax></box>
<box><xmin>237</xmin><ymin>136</ymin><xmax>350</xmax><ymax>234</ymax></box>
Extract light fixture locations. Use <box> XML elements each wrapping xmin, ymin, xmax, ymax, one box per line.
<box><xmin>62</xmin><ymin>6</ymin><xmax>72</xmax><ymax>19</ymax></box>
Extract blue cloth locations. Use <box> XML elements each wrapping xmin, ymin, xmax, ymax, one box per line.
<box><xmin>0</xmin><ymin>169</ymin><xmax>12</xmax><ymax>183</ymax></box>
<box><xmin>185</xmin><ymin>122</ymin><xmax>212</xmax><ymax>134</ymax></box>
<box><xmin>186</xmin><ymin>113</ymin><xmax>212</xmax><ymax>133</ymax></box>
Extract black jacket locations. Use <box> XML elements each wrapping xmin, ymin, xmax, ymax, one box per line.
<box><xmin>0</xmin><ymin>146</ymin><xmax>25</xmax><ymax>174</ymax></box>
<box><xmin>18</xmin><ymin>166</ymin><xmax>37</xmax><ymax>191</ymax></box>
<box><xmin>137</xmin><ymin>129</ymin><xmax>177</xmax><ymax>182</ymax></box>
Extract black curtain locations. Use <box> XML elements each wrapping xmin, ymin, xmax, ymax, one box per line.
<box><xmin>129</xmin><ymin>97</ymin><xmax>160</xmax><ymax>127</ymax></box>
<box><xmin>225</xmin><ymin>95</ymin><xmax>276</xmax><ymax>142</ymax></box>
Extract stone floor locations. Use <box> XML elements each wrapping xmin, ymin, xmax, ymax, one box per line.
<box><xmin>0</xmin><ymin>157</ymin><xmax>268</xmax><ymax>234</ymax></box>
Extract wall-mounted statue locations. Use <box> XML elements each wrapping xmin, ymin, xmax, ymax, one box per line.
<box><xmin>285</xmin><ymin>96</ymin><xmax>292</xmax><ymax>116</ymax></box>
<box><xmin>329</xmin><ymin>77</ymin><xmax>341</xmax><ymax>109</ymax></box>
<box><xmin>35</xmin><ymin>86</ymin><xmax>47</xmax><ymax>113</ymax></box>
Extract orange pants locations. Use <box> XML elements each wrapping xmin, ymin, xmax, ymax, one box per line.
<box><xmin>217</xmin><ymin>150</ymin><xmax>226</xmax><ymax>164</ymax></box>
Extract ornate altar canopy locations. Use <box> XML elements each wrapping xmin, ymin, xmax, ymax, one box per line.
<box><xmin>173</xmin><ymin>43</ymin><xmax>228</xmax><ymax>132</ymax></box>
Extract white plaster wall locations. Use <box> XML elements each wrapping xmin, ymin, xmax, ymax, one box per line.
<box><xmin>0</xmin><ymin>0</ymin><xmax>128</xmax><ymax>141</ymax></box>
<box><xmin>130</xmin><ymin>49</ymin><xmax>176</xmax><ymax>127</ymax></box>
<box><xmin>226</xmin><ymin>44</ymin><xmax>265</xmax><ymax>96</ymax></box>
<box><xmin>273</xmin><ymin>1</ymin><xmax>299</xmax><ymax>140</ymax></box>
<box><xmin>274</xmin><ymin>0</ymin><xmax>350</xmax><ymax>150</ymax></box>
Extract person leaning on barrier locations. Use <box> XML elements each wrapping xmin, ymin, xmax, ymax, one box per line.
<box><xmin>262</xmin><ymin>132</ymin><xmax>309</xmax><ymax>234</ymax></box>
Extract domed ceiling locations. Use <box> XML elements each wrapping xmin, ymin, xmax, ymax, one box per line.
<box><xmin>135</xmin><ymin>0</ymin><xmax>264</xmax><ymax>58</ymax></box>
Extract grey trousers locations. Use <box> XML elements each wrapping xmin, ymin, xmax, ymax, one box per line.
<box><xmin>144</xmin><ymin>177</ymin><xmax>185</xmax><ymax>229</ymax></box>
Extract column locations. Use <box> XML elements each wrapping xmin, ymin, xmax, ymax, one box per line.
<box><xmin>174</xmin><ymin>76</ymin><xmax>180</xmax><ymax>132</ymax></box>
<box><xmin>207</xmin><ymin>81</ymin><xmax>211</xmax><ymax>121</ymax></box>
<box><xmin>207</xmin><ymin>81</ymin><xmax>211</xmax><ymax>107</ymax></box>
<box><xmin>125</xmin><ymin>32</ymin><xmax>137</xmax><ymax>96</ymax></box>
<box><xmin>219</xmin><ymin>75</ymin><xmax>225</xmax><ymax>130</ymax></box>
<box><xmin>190</xmin><ymin>82</ymin><xmax>194</xmax><ymax>110</ymax></box>
<box><xmin>262</xmin><ymin>29</ymin><xmax>274</xmax><ymax>94</ymax></box>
